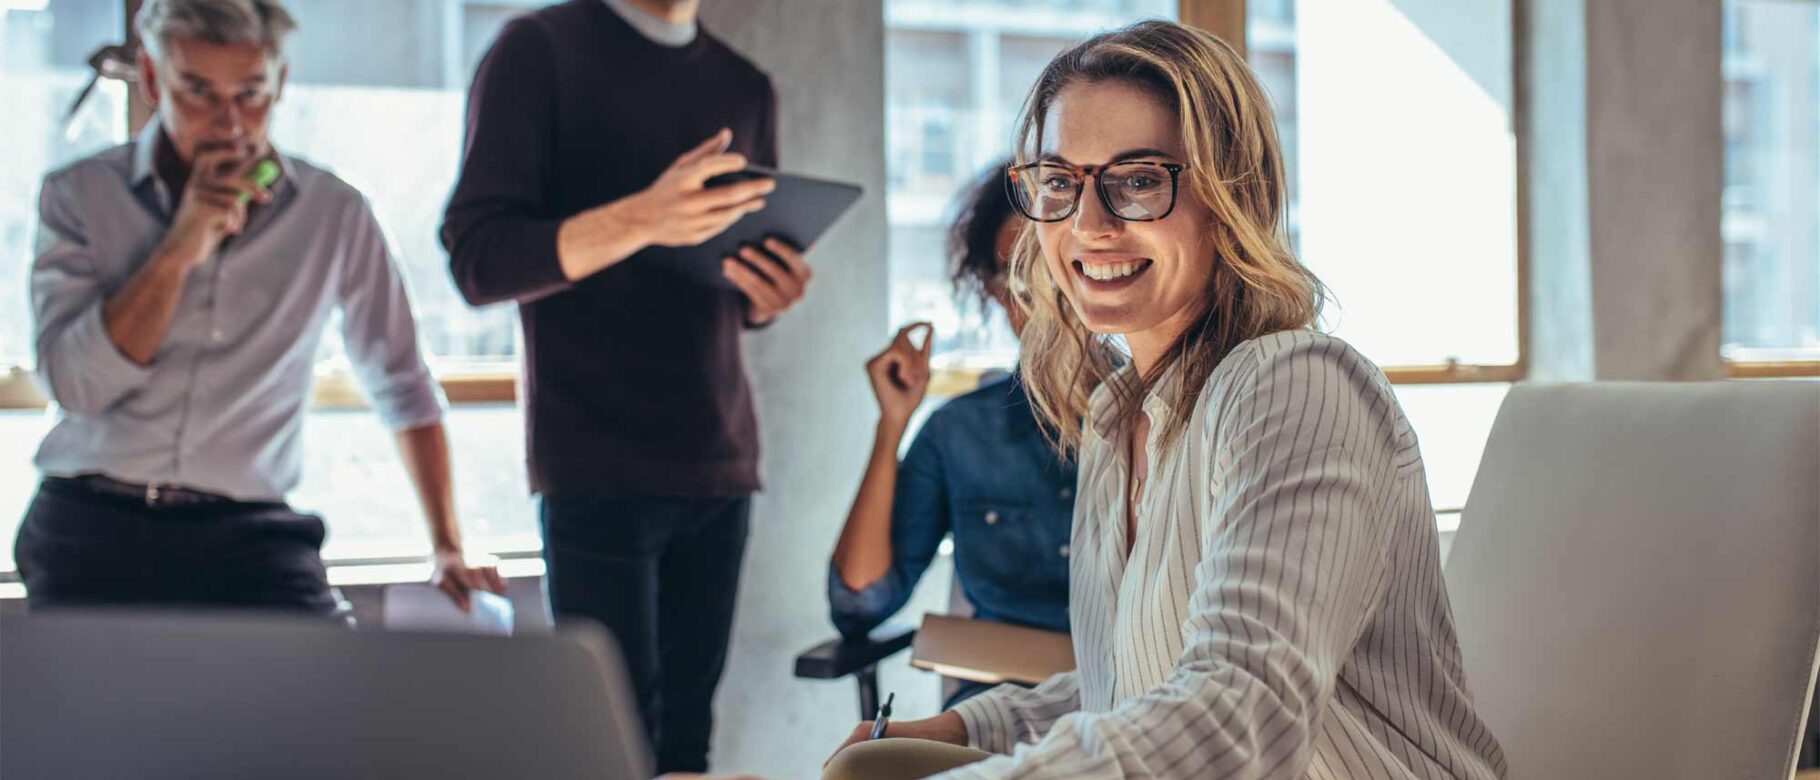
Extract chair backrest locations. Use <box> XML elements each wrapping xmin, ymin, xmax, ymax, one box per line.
<box><xmin>1445</xmin><ymin>381</ymin><xmax>1820</xmax><ymax>780</ymax></box>
<box><xmin>1</xmin><ymin>610</ymin><xmax>651</xmax><ymax>779</ymax></box>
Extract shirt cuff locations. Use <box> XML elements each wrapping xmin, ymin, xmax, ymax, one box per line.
<box><xmin>826</xmin><ymin>562</ymin><xmax>904</xmax><ymax>639</ymax></box>
<box><xmin>60</xmin><ymin>303</ymin><xmax>153</xmax><ymax>392</ymax></box>
<box><xmin>513</xmin><ymin>217</ymin><xmax>572</xmax><ymax>302</ymax></box>
<box><xmin>367</xmin><ymin>371</ymin><xmax>446</xmax><ymax>431</ymax></box>
<box><xmin>950</xmin><ymin>692</ymin><xmax>1010</xmax><ymax>754</ymax></box>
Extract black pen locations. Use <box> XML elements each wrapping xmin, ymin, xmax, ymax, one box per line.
<box><xmin>869</xmin><ymin>692</ymin><xmax>894</xmax><ymax>740</ymax></box>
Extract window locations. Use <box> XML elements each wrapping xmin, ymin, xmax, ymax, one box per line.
<box><xmin>0</xmin><ymin>0</ymin><xmax>131</xmax><ymax>569</ymax></box>
<box><xmin>885</xmin><ymin>0</ymin><xmax>1179</xmax><ymax>371</ymax></box>
<box><xmin>1248</xmin><ymin>0</ymin><xmax>1522</xmax><ymax>515</ymax></box>
<box><xmin>1</xmin><ymin>1</ymin><xmax>129</xmax><ymax>395</ymax></box>
<box><xmin>1722</xmin><ymin>0</ymin><xmax>1820</xmax><ymax>373</ymax></box>
<box><xmin>0</xmin><ymin>1</ymin><xmax>544</xmax><ymax>569</ymax></box>
<box><xmin>883</xmin><ymin>0</ymin><xmax>1524</xmax><ymax>513</ymax></box>
<box><xmin>276</xmin><ymin>0</ymin><xmax>526</xmax><ymax>379</ymax></box>
<box><xmin>260</xmin><ymin>0</ymin><xmax>540</xmax><ymax>560</ymax></box>
<box><xmin>1253</xmin><ymin>0</ymin><xmax>1519</xmax><ymax>373</ymax></box>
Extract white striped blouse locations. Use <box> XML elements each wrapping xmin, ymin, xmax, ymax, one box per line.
<box><xmin>942</xmin><ymin>330</ymin><xmax>1507</xmax><ymax>780</ymax></box>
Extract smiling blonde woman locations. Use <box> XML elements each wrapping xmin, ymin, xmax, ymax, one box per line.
<box><xmin>667</xmin><ymin>18</ymin><xmax>1508</xmax><ymax>780</ymax></box>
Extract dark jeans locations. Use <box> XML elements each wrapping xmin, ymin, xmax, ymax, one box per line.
<box><xmin>13</xmin><ymin>478</ymin><xmax>341</xmax><ymax>615</ymax></box>
<box><xmin>539</xmin><ymin>493</ymin><xmax>751</xmax><ymax>775</ymax></box>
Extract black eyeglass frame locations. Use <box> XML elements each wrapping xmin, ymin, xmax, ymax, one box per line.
<box><xmin>1005</xmin><ymin>160</ymin><xmax>1187</xmax><ymax>223</ymax></box>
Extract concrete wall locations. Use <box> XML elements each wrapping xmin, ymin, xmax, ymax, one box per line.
<box><xmin>693</xmin><ymin>3</ymin><xmax>947</xmax><ymax>777</ymax></box>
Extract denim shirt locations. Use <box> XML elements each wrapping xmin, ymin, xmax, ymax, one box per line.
<box><xmin>828</xmin><ymin>372</ymin><xmax>1076</xmax><ymax>640</ymax></box>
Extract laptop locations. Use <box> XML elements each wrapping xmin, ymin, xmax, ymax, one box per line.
<box><xmin>0</xmin><ymin>610</ymin><xmax>650</xmax><ymax>779</ymax></box>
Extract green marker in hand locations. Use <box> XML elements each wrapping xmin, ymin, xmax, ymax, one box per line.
<box><xmin>239</xmin><ymin>158</ymin><xmax>281</xmax><ymax>204</ymax></box>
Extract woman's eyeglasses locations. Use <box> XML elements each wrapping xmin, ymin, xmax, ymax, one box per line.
<box><xmin>1006</xmin><ymin>160</ymin><xmax>1185</xmax><ymax>223</ymax></box>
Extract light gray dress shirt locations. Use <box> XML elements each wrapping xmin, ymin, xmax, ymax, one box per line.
<box><xmin>945</xmin><ymin>330</ymin><xmax>1507</xmax><ymax>780</ymax></box>
<box><xmin>29</xmin><ymin>124</ymin><xmax>444</xmax><ymax>502</ymax></box>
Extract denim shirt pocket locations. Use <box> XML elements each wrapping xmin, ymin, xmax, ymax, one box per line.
<box><xmin>951</xmin><ymin>498</ymin><xmax>1045</xmax><ymax>602</ymax></box>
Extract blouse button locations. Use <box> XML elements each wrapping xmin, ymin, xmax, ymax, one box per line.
<box><xmin>984</xmin><ymin>510</ymin><xmax>999</xmax><ymax>525</ymax></box>
<box><xmin>1059</xmin><ymin>544</ymin><xmax>1071</xmax><ymax>558</ymax></box>
<box><xmin>1059</xmin><ymin>486</ymin><xmax>1073</xmax><ymax>500</ymax></box>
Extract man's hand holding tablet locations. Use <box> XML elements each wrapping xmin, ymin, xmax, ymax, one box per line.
<box><xmin>723</xmin><ymin>236</ymin><xmax>812</xmax><ymax>327</ymax></box>
<box><xmin>690</xmin><ymin>163</ymin><xmax>863</xmax><ymax>323</ymax></box>
<box><xmin>554</xmin><ymin>128</ymin><xmax>826</xmax><ymax>324</ymax></box>
<box><xmin>554</xmin><ymin>128</ymin><xmax>775</xmax><ymax>282</ymax></box>
<box><xmin>613</xmin><ymin>128</ymin><xmax>776</xmax><ymax>249</ymax></box>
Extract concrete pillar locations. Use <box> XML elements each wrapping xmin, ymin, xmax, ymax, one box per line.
<box><xmin>1521</xmin><ymin>0</ymin><xmax>1725</xmax><ymax>381</ymax></box>
<box><xmin>695</xmin><ymin>2</ymin><xmax>899</xmax><ymax>776</ymax></box>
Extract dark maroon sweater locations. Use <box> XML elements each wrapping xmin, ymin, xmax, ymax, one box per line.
<box><xmin>441</xmin><ymin>1</ymin><xmax>776</xmax><ymax>496</ymax></box>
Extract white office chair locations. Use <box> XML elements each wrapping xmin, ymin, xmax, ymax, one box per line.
<box><xmin>1446</xmin><ymin>381</ymin><xmax>1820</xmax><ymax>779</ymax></box>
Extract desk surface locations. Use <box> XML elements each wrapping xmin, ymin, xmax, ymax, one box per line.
<box><xmin>909</xmin><ymin>613</ymin><xmax>1073</xmax><ymax>686</ymax></box>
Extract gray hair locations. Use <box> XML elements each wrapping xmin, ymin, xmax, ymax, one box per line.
<box><xmin>136</xmin><ymin>0</ymin><xmax>298</xmax><ymax>61</ymax></box>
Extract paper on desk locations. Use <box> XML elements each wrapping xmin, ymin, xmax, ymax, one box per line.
<box><xmin>383</xmin><ymin>582</ymin><xmax>514</xmax><ymax>636</ymax></box>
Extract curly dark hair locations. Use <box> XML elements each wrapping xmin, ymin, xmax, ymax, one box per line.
<box><xmin>946</xmin><ymin>158</ymin><xmax>1020</xmax><ymax>312</ymax></box>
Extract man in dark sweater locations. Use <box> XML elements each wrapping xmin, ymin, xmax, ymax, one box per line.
<box><xmin>440</xmin><ymin>0</ymin><xmax>810</xmax><ymax>772</ymax></box>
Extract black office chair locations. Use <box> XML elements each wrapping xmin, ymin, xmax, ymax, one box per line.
<box><xmin>793</xmin><ymin>621</ymin><xmax>917</xmax><ymax>721</ymax></box>
<box><xmin>794</xmin><ymin>571</ymin><xmax>975</xmax><ymax>720</ymax></box>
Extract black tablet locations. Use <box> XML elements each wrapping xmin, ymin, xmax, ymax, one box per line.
<box><xmin>643</xmin><ymin>166</ymin><xmax>864</xmax><ymax>288</ymax></box>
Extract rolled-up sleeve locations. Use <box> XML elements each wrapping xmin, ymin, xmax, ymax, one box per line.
<box><xmin>828</xmin><ymin>419</ymin><xmax>953</xmax><ymax>639</ymax></box>
<box><xmin>335</xmin><ymin>194</ymin><xmax>445</xmax><ymax>431</ymax></box>
<box><xmin>950</xmin><ymin>670</ymin><xmax>1084</xmax><ymax>755</ymax></box>
<box><xmin>826</xmin><ymin>561</ymin><xmax>906</xmax><ymax>639</ymax></box>
<box><xmin>29</xmin><ymin>174</ymin><xmax>153</xmax><ymax>415</ymax></box>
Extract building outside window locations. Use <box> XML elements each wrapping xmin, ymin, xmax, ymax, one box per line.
<box><xmin>1722</xmin><ymin>0</ymin><xmax>1819</xmax><ymax>365</ymax></box>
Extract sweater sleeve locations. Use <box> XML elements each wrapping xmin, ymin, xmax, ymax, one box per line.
<box><xmin>440</xmin><ymin>16</ymin><xmax>572</xmax><ymax>307</ymax></box>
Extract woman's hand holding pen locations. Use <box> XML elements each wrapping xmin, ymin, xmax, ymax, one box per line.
<box><xmin>827</xmin><ymin>711</ymin><xmax>969</xmax><ymax>767</ymax></box>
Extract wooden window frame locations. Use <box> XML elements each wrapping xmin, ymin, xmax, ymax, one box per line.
<box><xmin>5</xmin><ymin>0</ymin><xmax>1808</xmax><ymax>414</ymax></box>
<box><xmin>1726</xmin><ymin>360</ymin><xmax>1820</xmax><ymax>379</ymax></box>
<box><xmin>0</xmin><ymin>0</ymin><xmax>1529</xmax><ymax>412</ymax></box>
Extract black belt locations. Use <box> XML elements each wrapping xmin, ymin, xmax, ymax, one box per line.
<box><xmin>52</xmin><ymin>475</ymin><xmax>237</xmax><ymax>508</ymax></box>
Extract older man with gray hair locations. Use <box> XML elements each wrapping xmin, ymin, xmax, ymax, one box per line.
<box><xmin>16</xmin><ymin>0</ymin><xmax>502</xmax><ymax>615</ymax></box>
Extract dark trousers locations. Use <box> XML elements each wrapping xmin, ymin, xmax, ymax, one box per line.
<box><xmin>539</xmin><ymin>493</ymin><xmax>751</xmax><ymax>775</ymax></box>
<box><xmin>13</xmin><ymin>478</ymin><xmax>340</xmax><ymax>615</ymax></box>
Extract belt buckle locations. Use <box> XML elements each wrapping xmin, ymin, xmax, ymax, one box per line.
<box><xmin>144</xmin><ymin>483</ymin><xmax>163</xmax><ymax>507</ymax></box>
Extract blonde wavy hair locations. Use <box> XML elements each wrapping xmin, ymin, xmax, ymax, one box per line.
<box><xmin>1010</xmin><ymin>19</ymin><xmax>1326</xmax><ymax>454</ymax></box>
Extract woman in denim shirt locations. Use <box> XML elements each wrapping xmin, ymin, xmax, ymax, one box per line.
<box><xmin>828</xmin><ymin>162</ymin><xmax>1076</xmax><ymax>707</ymax></box>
